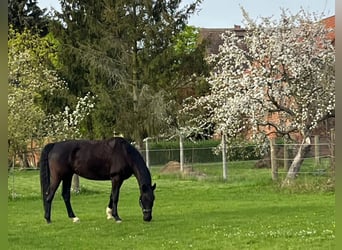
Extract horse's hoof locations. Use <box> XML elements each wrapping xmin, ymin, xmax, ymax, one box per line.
<box><xmin>114</xmin><ymin>217</ymin><xmax>122</xmax><ymax>223</ymax></box>
<box><xmin>72</xmin><ymin>217</ymin><xmax>80</xmax><ymax>223</ymax></box>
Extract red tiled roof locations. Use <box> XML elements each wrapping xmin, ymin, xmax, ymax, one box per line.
<box><xmin>321</xmin><ymin>15</ymin><xmax>335</xmax><ymax>43</ymax></box>
<box><xmin>321</xmin><ymin>15</ymin><xmax>335</xmax><ymax>29</ymax></box>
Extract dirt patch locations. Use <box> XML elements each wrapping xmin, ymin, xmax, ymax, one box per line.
<box><xmin>160</xmin><ymin>161</ymin><xmax>184</xmax><ymax>173</ymax></box>
<box><xmin>160</xmin><ymin>161</ymin><xmax>207</xmax><ymax>179</ymax></box>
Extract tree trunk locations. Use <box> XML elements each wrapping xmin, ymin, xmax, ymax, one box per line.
<box><xmin>282</xmin><ymin>137</ymin><xmax>311</xmax><ymax>187</ymax></box>
<box><xmin>19</xmin><ymin>153</ymin><xmax>30</xmax><ymax>169</ymax></box>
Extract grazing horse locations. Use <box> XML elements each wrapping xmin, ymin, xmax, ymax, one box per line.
<box><xmin>39</xmin><ymin>137</ymin><xmax>156</xmax><ymax>223</ymax></box>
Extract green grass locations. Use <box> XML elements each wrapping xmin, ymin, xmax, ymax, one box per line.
<box><xmin>8</xmin><ymin>164</ymin><xmax>335</xmax><ymax>250</ymax></box>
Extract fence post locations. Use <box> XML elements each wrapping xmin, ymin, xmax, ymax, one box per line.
<box><xmin>283</xmin><ymin>143</ymin><xmax>289</xmax><ymax>171</ymax></box>
<box><xmin>143</xmin><ymin>137</ymin><xmax>150</xmax><ymax>169</ymax></box>
<box><xmin>179</xmin><ymin>135</ymin><xmax>184</xmax><ymax>172</ymax></box>
<box><xmin>222</xmin><ymin>133</ymin><xmax>227</xmax><ymax>181</ymax></box>
<box><xmin>11</xmin><ymin>155</ymin><xmax>16</xmax><ymax>199</ymax></box>
<box><xmin>270</xmin><ymin>138</ymin><xmax>278</xmax><ymax>181</ymax></box>
<box><xmin>314</xmin><ymin>135</ymin><xmax>320</xmax><ymax>166</ymax></box>
<box><xmin>330</xmin><ymin>128</ymin><xmax>335</xmax><ymax>171</ymax></box>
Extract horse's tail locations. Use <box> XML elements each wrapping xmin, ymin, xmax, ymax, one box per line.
<box><xmin>39</xmin><ymin>143</ymin><xmax>55</xmax><ymax>210</ymax></box>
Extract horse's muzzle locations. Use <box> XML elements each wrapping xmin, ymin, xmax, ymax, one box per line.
<box><xmin>143</xmin><ymin>213</ymin><xmax>152</xmax><ymax>222</ymax></box>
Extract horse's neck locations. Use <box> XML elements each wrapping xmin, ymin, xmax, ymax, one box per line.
<box><xmin>122</xmin><ymin>139</ymin><xmax>151</xmax><ymax>188</ymax></box>
<box><xmin>132</xmin><ymin>163</ymin><xmax>151</xmax><ymax>189</ymax></box>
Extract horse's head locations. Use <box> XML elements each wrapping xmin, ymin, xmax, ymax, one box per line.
<box><xmin>139</xmin><ymin>183</ymin><xmax>156</xmax><ymax>222</ymax></box>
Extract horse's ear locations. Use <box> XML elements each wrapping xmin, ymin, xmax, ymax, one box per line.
<box><xmin>142</xmin><ymin>183</ymin><xmax>156</xmax><ymax>192</ymax></box>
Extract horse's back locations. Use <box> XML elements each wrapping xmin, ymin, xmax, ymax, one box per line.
<box><xmin>46</xmin><ymin>138</ymin><xmax>137</xmax><ymax>180</ymax></box>
<box><xmin>49</xmin><ymin>139</ymin><xmax>120</xmax><ymax>180</ymax></box>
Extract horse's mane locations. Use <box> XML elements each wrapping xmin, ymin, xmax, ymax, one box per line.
<box><xmin>113</xmin><ymin>137</ymin><xmax>152</xmax><ymax>186</ymax></box>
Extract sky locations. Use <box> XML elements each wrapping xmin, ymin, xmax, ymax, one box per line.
<box><xmin>38</xmin><ymin>0</ymin><xmax>335</xmax><ymax>28</ymax></box>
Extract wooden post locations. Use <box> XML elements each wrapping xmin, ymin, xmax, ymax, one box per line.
<box><xmin>222</xmin><ymin>133</ymin><xmax>227</xmax><ymax>181</ymax></box>
<box><xmin>330</xmin><ymin>128</ymin><xmax>335</xmax><ymax>171</ymax></box>
<box><xmin>270</xmin><ymin>138</ymin><xmax>278</xmax><ymax>181</ymax></box>
<box><xmin>314</xmin><ymin>135</ymin><xmax>320</xmax><ymax>166</ymax></box>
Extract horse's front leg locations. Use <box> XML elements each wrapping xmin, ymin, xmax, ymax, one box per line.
<box><xmin>106</xmin><ymin>193</ymin><xmax>114</xmax><ymax>220</ymax></box>
<box><xmin>108</xmin><ymin>176</ymin><xmax>123</xmax><ymax>223</ymax></box>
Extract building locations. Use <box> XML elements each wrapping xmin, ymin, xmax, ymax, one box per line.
<box><xmin>199</xmin><ymin>25</ymin><xmax>246</xmax><ymax>55</ymax></box>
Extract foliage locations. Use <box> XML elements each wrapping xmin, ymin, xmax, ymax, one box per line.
<box><xmin>8</xmin><ymin>27</ymin><xmax>95</xmax><ymax>161</ymax></box>
<box><xmin>8</xmin><ymin>0</ymin><xmax>49</xmax><ymax>36</ymax></box>
<box><xmin>226</xmin><ymin>144</ymin><xmax>265</xmax><ymax>161</ymax></box>
<box><xmin>147</xmin><ymin>139</ymin><xmax>220</xmax><ymax>150</ymax></box>
<box><xmin>45</xmin><ymin>92</ymin><xmax>96</xmax><ymax>141</ymax></box>
<box><xmin>8</xmin><ymin>27</ymin><xmax>66</xmax><ymax>156</ymax></box>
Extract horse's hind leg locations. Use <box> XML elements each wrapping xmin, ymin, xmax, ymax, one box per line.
<box><xmin>44</xmin><ymin>179</ymin><xmax>61</xmax><ymax>223</ymax></box>
<box><xmin>62</xmin><ymin>175</ymin><xmax>79</xmax><ymax>223</ymax></box>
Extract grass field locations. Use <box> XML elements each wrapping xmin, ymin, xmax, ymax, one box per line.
<box><xmin>8</xmin><ymin>161</ymin><xmax>335</xmax><ymax>250</ymax></box>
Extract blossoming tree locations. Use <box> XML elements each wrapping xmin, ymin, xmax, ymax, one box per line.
<box><xmin>8</xmin><ymin>27</ymin><xmax>64</xmax><ymax>165</ymax></box>
<box><xmin>8</xmin><ymin>27</ymin><xmax>95</xmax><ymax>168</ymax></box>
<box><xmin>183</xmin><ymin>9</ymin><xmax>335</xmax><ymax>184</ymax></box>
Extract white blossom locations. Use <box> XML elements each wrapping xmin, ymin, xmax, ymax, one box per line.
<box><xmin>182</xmin><ymin>8</ymin><xmax>334</xmax><ymax>145</ymax></box>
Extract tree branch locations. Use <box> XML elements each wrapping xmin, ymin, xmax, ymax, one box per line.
<box><xmin>266</xmin><ymin>83</ymin><xmax>296</xmax><ymax>117</ymax></box>
<box><xmin>258</xmin><ymin>121</ymin><xmax>298</xmax><ymax>136</ymax></box>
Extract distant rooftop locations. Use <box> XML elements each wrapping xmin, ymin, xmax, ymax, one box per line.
<box><xmin>199</xmin><ymin>25</ymin><xmax>246</xmax><ymax>54</ymax></box>
<box><xmin>199</xmin><ymin>15</ymin><xmax>335</xmax><ymax>55</ymax></box>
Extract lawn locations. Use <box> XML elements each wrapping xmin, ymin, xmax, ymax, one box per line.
<box><xmin>8</xmin><ymin>163</ymin><xmax>335</xmax><ymax>250</ymax></box>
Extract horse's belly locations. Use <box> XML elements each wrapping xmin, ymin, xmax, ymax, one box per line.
<box><xmin>73</xmin><ymin>163</ymin><xmax>111</xmax><ymax>181</ymax></box>
<box><xmin>80</xmin><ymin>172</ymin><xmax>110</xmax><ymax>181</ymax></box>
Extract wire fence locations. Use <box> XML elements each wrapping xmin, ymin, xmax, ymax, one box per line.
<box><xmin>8</xmin><ymin>132</ymin><xmax>335</xmax><ymax>183</ymax></box>
<box><xmin>8</xmin><ymin>140</ymin><xmax>335</xmax><ymax>201</ymax></box>
<box><xmin>140</xmin><ymin>145</ymin><xmax>334</xmax><ymax>169</ymax></box>
<box><xmin>139</xmin><ymin>133</ymin><xmax>335</xmax><ymax>182</ymax></box>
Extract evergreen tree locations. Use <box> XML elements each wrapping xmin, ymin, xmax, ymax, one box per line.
<box><xmin>51</xmin><ymin>0</ymin><xmax>207</xmax><ymax>144</ymax></box>
<box><xmin>8</xmin><ymin>0</ymin><xmax>49</xmax><ymax>36</ymax></box>
<box><xmin>51</xmin><ymin>0</ymin><xmax>128</xmax><ymax>139</ymax></box>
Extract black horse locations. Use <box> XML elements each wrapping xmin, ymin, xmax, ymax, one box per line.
<box><xmin>39</xmin><ymin>137</ymin><xmax>156</xmax><ymax>223</ymax></box>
